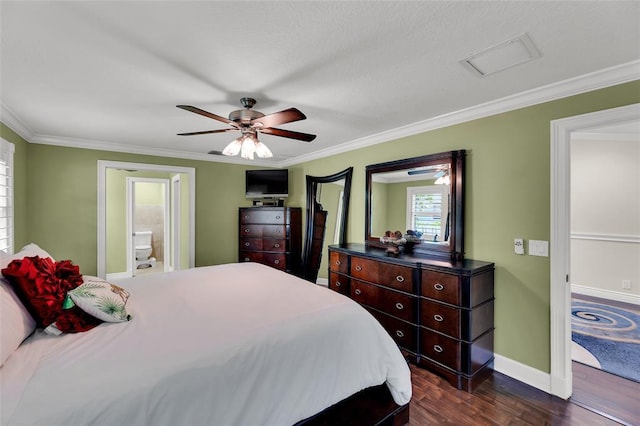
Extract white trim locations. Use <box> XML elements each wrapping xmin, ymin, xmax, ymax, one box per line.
<box><xmin>171</xmin><ymin>174</ymin><xmax>181</xmax><ymax>271</ymax></box>
<box><xmin>105</xmin><ymin>272</ymin><xmax>130</xmax><ymax>281</ymax></box>
<box><xmin>4</xmin><ymin>61</ymin><xmax>639</xmax><ymax>168</ymax></box>
<box><xmin>97</xmin><ymin>160</ymin><xmax>195</xmax><ymax>279</ymax></box>
<box><xmin>315</xmin><ymin>277</ymin><xmax>328</xmax><ymax>287</ymax></box>
<box><xmin>571</xmin><ymin>131</ymin><xmax>640</xmax><ymax>142</ymax></box>
<box><xmin>571</xmin><ymin>284</ymin><xmax>640</xmax><ymax>306</ymax></box>
<box><xmin>550</xmin><ymin>103</ymin><xmax>640</xmax><ymax>400</ymax></box>
<box><xmin>571</xmin><ymin>232</ymin><xmax>640</xmax><ymax>244</ymax></box>
<box><xmin>493</xmin><ymin>354</ymin><xmax>552</xmax><ymax>396</ymax></box>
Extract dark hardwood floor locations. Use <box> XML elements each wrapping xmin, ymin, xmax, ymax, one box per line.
<box><xmin>407</xmin><ymin>364</ymin><xmax>637</xmax><ymax>425</ymax></box>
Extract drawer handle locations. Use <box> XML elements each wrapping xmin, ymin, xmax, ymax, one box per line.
<box><xmin>355</xmin><ymin>265</ymin><xmax>363</xmax><ymax>272</ymax></box>
<box><xmin>355</xmin><ymin>289</ymin><xmax>362</xmax><ymax>295</ymax></box>
<box><xmin>335</xmin><ymin>281</ymin><xmax>341</xmax><ymax>287</ymax></box>
<box><xmin>433</xmin><ymin>345</ymin><xmax>444</xmax><ymax>353</ymax></box>
<box><xmin>395</xmin><ymin>302</ymin><xmax>404</xmax><ymax>310</ymax></box>
<box><xmin>396</xmin><ymin>275</ymin><xmax>405</xmax><ymax>283</ymax></box>
<box><xmin>273</xmin><ymin>259</ymin><xmax>280</xmax><ymax>265</ymax></box>
<box><xmin>276</xmin><ymin>215</ymin><xmax>281</xmax><ymax>219</ymax></box>
<box><xmin>395</xmin><ymin>330</ymin><xmax>404</xmax><ymax>338</ymax></box>
<box><xmin>244</xmin><ymin>242</ymin><xmax>250</xmax><ymax>247</ymax></box>
<box><xmin>244</xmin><ymin>215</ymin><xmax>249</xmax><ymax>219</ymax></box>
<box><xmin>434</xmin><ymin>314</ymin><xmax>444</xmax><ymax>322</ymax></box>
<box><xmin>274</xmin><ymin>243</ymin><xmax>280</xmax><ymax>248</ymax></box>
<box><xmin>335</xmin><ymin>260</ymin><xmax>341</xmax><ymax>266</ymax></box>
<box><xmin>244</xmin><ymin>257</ymin><xmax>250</xmax><ymax>261</ymax></box>
<box><xmin>434</xmin><ymin>283</ymin><xmax>444</xmax><ymax>291</ymax></box>
<box><xmin>276</xmin><ymin>230</ymin><xmax>282</xmax><ymax>233</ymax></box>
<box><xmin>244</xmin><ymin>228</ymin><xmax>251</xmax><ymax>233</ymax></box>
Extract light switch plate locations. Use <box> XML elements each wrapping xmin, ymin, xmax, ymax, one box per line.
<box><xmin>529</xmin><ymin>240</ymin><xmax>549</xmax><ymax>257</ymax></box>
<box><xmin>514</xmin><ymin>238</ymin><xmax>524</xmax><ymax>255</ymax></box>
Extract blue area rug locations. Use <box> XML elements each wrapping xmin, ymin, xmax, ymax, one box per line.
<box><xmin>571</xmin><ymin>299</ymin><xmax>640</xmax><ymax>383</ymax></box>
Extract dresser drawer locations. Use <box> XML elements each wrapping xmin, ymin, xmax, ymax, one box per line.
<box><xmin>261</xmin><ymin>238</ymin><xmax>286</xmax><ymax>252</ymax></box>
<box><xmin>329</xmin><ymin>251</ymin><xmax>349</xmax><ymax>274</ymax></box>
<box><xmin>351</xmin><ymin>280</ymin><xmax>416</xmax><ymax>323</ymax></box>
<box><xmin>351</xmin><ymin>257</ymin><xmax>414</xmax><ymax>293</ymax></box>
<box><xmin>420</xmin><ymin>329</ymin><xmax>461</xmax><ymax>371</ymax></box>
<box><xmin>240</xmin><ymin>209</ymin><xmax>288</xmax><ymax>224</ymax></box>
<box><xmin>366</xmin><ymin>308</ymin><xmax>418</xmax><ymax>352</ymax></box>
<box><xmin>421</xmin><ymin>270</ymin><xmax>460</xmax><ymax>305</ymax></box>
<box><xmin>262</xmin><ymin>253</ymin><xmax>287</xmax><ymax>270</ymax></box>
<box><xmin>329</xmin><ymin>272</ymin><xmax>350</xmax><ymax>295</ymax></box>
<box><xmin>240</xmin><ymin>224</ymin><xmax>287</xmax><ymax>239</ymax></box>
<box><xmin>420</xmin><ymin>300</ymin><xmax>461</xmax><ymax>338</ymax></box>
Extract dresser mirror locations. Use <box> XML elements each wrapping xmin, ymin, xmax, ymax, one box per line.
<box><xmin>301</xmin><ymin>167</ymin><xmax>353</xmax><ymax>282</ymax></box>
<box><xmin>365</xmin><ymin>150</ymin><xmax>465</xmax><ymax>260</ymax></box>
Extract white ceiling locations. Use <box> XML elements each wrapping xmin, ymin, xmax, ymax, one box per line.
<box><xmin>1</xmin><ymin>1</ymin><xmax>639</xmax><ymax>166</ymax></box>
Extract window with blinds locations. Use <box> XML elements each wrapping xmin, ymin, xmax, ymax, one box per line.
<box><xmin>0</xmin><ymin>138</ymin><xmax>14</xmax><ymax>254</ymax></box>
<box><xmin>406</xmin><ymin>185</ymin><xmax>449</xmax><ymax>241</ymax></box>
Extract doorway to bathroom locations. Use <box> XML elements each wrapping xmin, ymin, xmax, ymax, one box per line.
<box><xmin>127</xmin><ymin>178</ymin><xmax>170</xmax><ymax>277</ymax></box>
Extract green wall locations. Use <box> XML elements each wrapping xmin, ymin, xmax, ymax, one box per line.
<box><xmin>292</xmin><ymin>80</ymin><xmax>640</xmax><ymax>374</ymax></box>
<box><xmin>3</xmin><ymin>80</ymin><xmax>639</xmax><ymax>378</ymax></box>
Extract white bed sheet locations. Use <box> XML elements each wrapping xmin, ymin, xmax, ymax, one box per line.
<box><xmin>1</xmin><ymin>262</ymin><xmax>411</xmax><ymax>426</ymax></box>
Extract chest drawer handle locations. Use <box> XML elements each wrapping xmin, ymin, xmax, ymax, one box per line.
<box><xmin>273</xmin><ymin>259</ymin><xmax>280</xmax><ymax>265</ymax></box>
<box><xmin>244</xmin><ymin>257</ymin><xmax>250</xmax><ymax>261</ymax></box>
<box><xmin>335</xmin><ymin>260</ymin><xmax>341</xmax><ymax>266</ymax></box>
<box><xmin>244</xmin><ymin>228</ymin><xmax>251</xmax><ymax>233</ymax></box>
<box><xmin>433</xmin><ymin>345</ymin><xmax>444</xmax><ymax>353</ymax></box>
<box><xmin>396</xmin><ymin>275</ymin><xmax>405</xmax><ymax>283</ymax></box>
<box><xmin>395</xmin><ymin>330</ymin><xmax>405</xmax><ymax>338</ymax></box>
<box><xmin>434</xmin><ymin>283</ymin><xmax>444</xmax><ymax>291</ymax></box>
<box><xmin>434</xmin><ymin>314</ymin><xmax>444</xmax><ymax>322</ymax></box>
<box><xmin>276</xmin><ymin>215</ymin><xmax>281</xmax><ymax>219</ymax></box>
<box><xmin>355</xmin><ymin>265</ymin><xmax>363</xmax><ymax>272</ymax></box>
<box><xmin>244</xmin><ymin>242</ymin><xmax>250</xmax><ymax>247</ymax></box>
<box><xmin>335</xmin><ymin>281</ymin><xmax>341</xmax><ymax>287</ymax></box>
<box><xmin>274</xmin><ymin>243</ymin><xmax>280</xmax><ymax>248</ymax></box>
<box><xmin>395</xmin><ymin>302</ymin><xmax>404</xmax><ymax>310</ymax></box>
<box><xmin>244</xmin><ymin>215</ymin><xmax>249</xmax><ymax>220</ymax></box>
<box><xmin>354</xmin><ymin>289</ymin><xmax>362</xmax><ymax>295</ymax></box>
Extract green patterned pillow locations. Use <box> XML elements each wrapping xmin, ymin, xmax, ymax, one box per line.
<box><xmin>68</xmin><ymin>276</ymin><xmax>132</xmax><ymax>323</ymax></box>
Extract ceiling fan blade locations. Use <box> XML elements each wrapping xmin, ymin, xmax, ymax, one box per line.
<box><xmin>177</xmin><ymin>105</ymin><xmax>239</xmax><ymax>127</ymax></box>
<box><xmin>259</xmin><ymin>127</ymin><xmax>316</xmax><ymax>142</ymax></box>
<box><xmin>177</xmin><ymin>128</ymin><xmax>236</xmax><ymax>136</ymax></box>
<box><xmin>251</xmin><ymin>108</ymin><xmax>306</xmax><ymax>129</ymax></box>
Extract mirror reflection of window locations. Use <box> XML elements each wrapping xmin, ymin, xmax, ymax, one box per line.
<box><xmin>406</xmin><ymin>186</ymin><xmax>449</xmax><ymax>242</ymax></box>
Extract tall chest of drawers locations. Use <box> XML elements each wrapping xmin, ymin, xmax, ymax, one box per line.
<box><xmin>239</xmin><ymin>207</ymin><xmax>302</xmax><ymax>275</ymax></box>
<box><xmin>328</xmin><ymin>243</ymin><xmax>494</xmax><ymax>392</ymax></box>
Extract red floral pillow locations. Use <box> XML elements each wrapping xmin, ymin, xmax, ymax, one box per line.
<box><xmin>1</xmin><ymin>256</ymin><xmax>102</xmax><ymax>334</ymax></box>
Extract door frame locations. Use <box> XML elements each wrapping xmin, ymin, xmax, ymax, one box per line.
<box><xmin>97</xmin><ymin>161</ymin><xmax>196</xmax><ymax>278</ymax></box>
<box><xmin>126</xmin><ymin>177</ymin><xmax>171</xmax><ymax>277</ymax></box>
<box><xmin>549</xmin><ymin>102</ymin><xmax>640</xmax><ymax>399</ymax></box>
<box><xmin>170</xmin><ymin>174</ymin><xmax>181</xmax><ymax>271</ymax></box>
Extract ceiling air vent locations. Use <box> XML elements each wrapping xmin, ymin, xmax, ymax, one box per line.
<box><xmin>459</xmin><ymin>33</ymin><xmax>541</xmax><ymax>77</ymax></box>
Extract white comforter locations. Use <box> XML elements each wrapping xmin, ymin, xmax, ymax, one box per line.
<box><xmin>1</xmin><ymin>263</ymin><xmax>411</xmax><ymax>426</ymax></box>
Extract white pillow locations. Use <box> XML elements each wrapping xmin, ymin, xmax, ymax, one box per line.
<box><xmin>68</xmin><ymin>276</ymin><xmax>132</xmax><ymax>323</ymax></box>
<box><xmin>0</xmin><ymin>243</ymin><xmax>53</xmax><ymax>366</ymax></box>
<box><xmin>0</xmin><ymin>243</ymin><xmax>55</xmax><ymax>270</ymax></box>
<box><xmin>0</xmin><ymin>280</ymin><xmax>36</xmax><ymax>366</ymax></box>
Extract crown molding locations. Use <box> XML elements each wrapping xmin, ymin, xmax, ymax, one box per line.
<box><xmin>3</xmin><ymin>60</ymin><xmax>639</xmax><ymax>168</ymax></box>
<box><xmin>0</xmin><ymin>103</ymin><xmax>34</xmax><ymax>141</ymax></box>
<box><xmin>282</xmin><ymin>60</ymin><xmax>640</xmax><ymax>167</ymax></box>
<box><xmin>29</xmin><ymin>134</ymin><xmax>276</xmax><ymax>167</ymax></box>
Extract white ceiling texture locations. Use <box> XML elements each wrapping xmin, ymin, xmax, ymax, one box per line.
<box><xmin>1</xmin><ymin>1</ymin><xmax>639</xmax><ymax>166</ymax></box>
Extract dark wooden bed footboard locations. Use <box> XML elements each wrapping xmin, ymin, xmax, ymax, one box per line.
<box><xmin>295</xmin><ymin>384</ymin><xmax>409</xmax><ymax>426</ymax></box>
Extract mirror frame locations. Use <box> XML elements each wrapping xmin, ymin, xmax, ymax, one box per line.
<box><xmin>301</xmin><ymin>167</ymin><xmax>354</xmax><ymax>282</ymax></box>
<box><xmin>365</xmin><ymin>150</ymin><xmax>465</xmax><ymax>260</ymax></box>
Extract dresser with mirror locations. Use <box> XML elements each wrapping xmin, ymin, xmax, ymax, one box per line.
<box><xmin>328</xmin><ymin>150</ymin><xmax>495</xmax><ymax>392</ymax></box>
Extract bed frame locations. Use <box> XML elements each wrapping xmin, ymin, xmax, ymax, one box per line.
<box><xmin>296</xmin><ymin>384</ymin><xmax>409</xmax><ymax>426</ymax></box>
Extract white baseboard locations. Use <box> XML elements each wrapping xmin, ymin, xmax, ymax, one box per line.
<box><xmin>493</xmin><ymin>353</ymin><xmax>551</xmax><ymax>395</ymax></box>
<box><xmin>316</xmin><ymin>277</ymin><xmax>328</xmax><ymax>287</ymax></box>
<box><xmin>105</xmin><ymin>272</ymin><xmax>130</xmax><ymax>281</ymax></box>
<box><xmin>571</xmin><ymin>284</ymin><xmax>640</xmax><ymax>305</ymax></box>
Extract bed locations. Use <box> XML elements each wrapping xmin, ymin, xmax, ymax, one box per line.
<box><xmin>1</xmin><ymin>248</ymin><xmax>411</xmax><ymax>426</ymax></box>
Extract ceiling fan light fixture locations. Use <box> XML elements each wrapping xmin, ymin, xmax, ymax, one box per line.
<box><xmin>222</xmin><ymin>137</ymin><xmax>242</xmax><ymax>156</ymax></box>
<box><xmin>255</xmin><ymin>141</ymin><xmax>273</xmax><ymax>158</ymax></box>
<box><xmin>240</xmin><ymin>136</ymin><xmax>257</xmax><ymax>160</ymax></box>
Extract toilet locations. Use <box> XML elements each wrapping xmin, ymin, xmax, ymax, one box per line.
<box><xmin>134</xmin><ymin>230</ymin><xmax>156</xmax><ymax>268</ymax></box>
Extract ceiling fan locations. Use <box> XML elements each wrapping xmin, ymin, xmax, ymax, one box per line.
<box><xmin>177</xmin><ymin>97</ymin><xmax>316</xmax><ymax>160</ymax></box>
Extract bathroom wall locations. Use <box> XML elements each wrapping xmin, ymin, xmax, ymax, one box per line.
<box><xmin>134</xmin><ymin>181</ymin><xmax>166</xmax><ymax>262</ymax></box>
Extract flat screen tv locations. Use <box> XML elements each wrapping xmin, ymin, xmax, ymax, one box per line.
<box><xmin>245</xmin><ymin>169</ymin><xmax>289</xmax><ymax>198</ymax></box>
